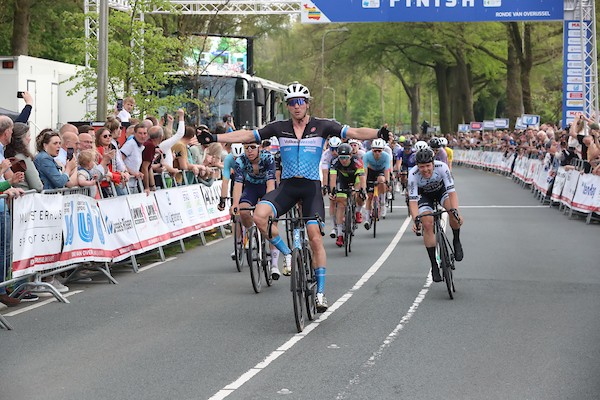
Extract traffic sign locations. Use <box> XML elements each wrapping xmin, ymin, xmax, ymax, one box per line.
<box><xmin>301</xmin><ymin>0</ymin><xmax>564</xmax><ymax>23</ymax></box>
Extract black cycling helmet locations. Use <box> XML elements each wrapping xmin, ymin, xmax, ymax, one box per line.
<box><xmin>337</xmin><ymin>143</ymin><xmax>352</xmax><ymax>156</ymax></box>
<box><xmin>429</xmin><ymin>137</ymin><xmax>441</xmax><ymax>149</ymax></box>
<box><xmin>415</xmin><ymin>148</ymin><xmax>435</xmax><ymax>164</ymax></box>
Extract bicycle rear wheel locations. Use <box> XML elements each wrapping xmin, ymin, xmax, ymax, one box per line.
<box><xmin>304</xmin><ymin>248</ymin><xmax>317</xmax><ymax>321</ymax></box>
<box><xmin>438</xmin><ymin>231</ymin><xmax>454</xmax><ymax>300</ymax></box>
<box><xmin>290</xmin><ymin>248</ymin><xmax>305</xmax><ymax>332</ymax></box>
<box><xmin>247</xmin><ymin>226</ymin><xmax>262</xmax><ymax>293</ymax></box>
<box><xmin>233</xmin><ymin>218</ymin><xmax>244</xmax><ymax>272</ymax></box>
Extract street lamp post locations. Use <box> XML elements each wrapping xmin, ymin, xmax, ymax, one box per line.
<box><xmin>324</xmin><ymin>86</ymin><xmax>335</xmax><ymax>119</ymax></box>
<box><xmin>321</xmin><ymin>27</ymin><xmax>348</xmax><ymax>116</ymax></box>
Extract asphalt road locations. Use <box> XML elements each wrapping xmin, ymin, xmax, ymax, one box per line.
<box><xmin>2</xmin><ymin>166</ymin><xmax>599</xmax><ymax>400</ymax></box>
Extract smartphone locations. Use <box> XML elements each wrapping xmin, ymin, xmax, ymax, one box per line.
<box><xmin>116</xmin><ymin>98</ymin><xmax>124</xmax><ymax>111</ymax></box>
<box><xmin>17</xmin><ymin>91</ymin><xmax>24</xmax><ymax>98</ymax></box>
<box><xmin>67</xmin><ymin>147</ymin><xmax>75</xmax><ymax>161</ymax></box>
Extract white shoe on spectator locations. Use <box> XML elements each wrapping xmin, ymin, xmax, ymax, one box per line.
<box><xmin>48</xmin><ymin>277</ymin><xmax>69</xmax><ymax>293</ymax></box>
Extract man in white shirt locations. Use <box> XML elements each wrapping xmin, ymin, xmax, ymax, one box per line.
<box><xmin>120</xmin><ymin>123</ymin><xmax>147</xmax><ymax>191</ymax></box>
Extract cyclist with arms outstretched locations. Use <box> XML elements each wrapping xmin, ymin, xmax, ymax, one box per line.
<box><xmin>198</xmin><ymin>82</ymin><xmax>389</xmax><ymax>312</ymax></box>
<box><xmin>408</xmin><ymin>147</ymin><xmax>464</xmax><ymax>282</ymax></box>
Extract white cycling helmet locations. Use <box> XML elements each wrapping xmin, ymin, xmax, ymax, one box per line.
<box><xmin>439</xmin><ymin>137</ymin><xmax>448</xmax><ymax>147</ymax></box>
<box><xmin>231</xmin><ymin>143</ymin><xmax>244</xmax><ymax>157</ymax></box>
<box><xmin>413</xmin><ymin>140</ymin><xmax>430</xmax><ymax>151</ymax></box>
<box><xmin>371</xmin><ymin>138</ymin><xmax>386</xmax><ymax>149</ymax></box>
<box><xmin>329</xmin><ymin>136</ymin><xmax>342</xmax><ymax>148</ymax></box>
<box><xmin>284</xmin><ymin>82</ymin><xmax>311</xmax><ymax>101</ymax></box>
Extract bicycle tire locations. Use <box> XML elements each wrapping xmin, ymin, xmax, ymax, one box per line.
<box><xmin>344</xmin><ymin>204</ymin><xmax>352</xmax><ymax>257</ymax></box>
<box><xmin>304</xmin><ymin>248</ymin><xmax>317</xmax><ymax>321</ymax></box>
<box><xmin>438</xmin><ymin>230</ymin><xmax>454</xmax><ymax>300</ymax></box>
<box><xmin>233</xmin><ymin>218</ymin><xmax>244</xmax><ymax>272</ymax></box>
<box><xmin>291</xmin><ymin>248</ymin><xmax>305</xmax><ymax>332</ymax></box>
<box><xmin>262</xmin><ymin>237</ymin><xmax>273</xmax><ymax>287</ymax></box>
<box><xmin>372</xmin><ymin>199</ymin><xmax>378</xmax><ymax>238</ymax></box>
<box><xmin>247</xmin><ymin>226</ymin><xmax>262</xmax><ymax>293</ymax></box>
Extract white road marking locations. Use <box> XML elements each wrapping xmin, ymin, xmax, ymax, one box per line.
<box><xmin>208</xmin><ymin>216</ymin><xmax>413</xmax><ymax>400</ymax></box>
<box><xmin>335</xmin><ymin>213</ymin><xmax>449</xmax><ymax>399</ymax></box>
<box><xmin>138</xmin><ymin>256</ymin><xmax>177</xmax><ymax>272</ymax></box>
<box><xmin>4</xmin><ymin>290</ymin><xmax>84</xmax><ymax>316</ymax></box>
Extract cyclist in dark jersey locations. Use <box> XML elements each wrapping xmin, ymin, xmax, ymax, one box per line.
<box><xmin>198</xmin><ymin>82</ymin><xmax>389</xmax><ymax>312</ymax></box>
<box><xmin>328</xmin><ymin>143</ymin><xmax>366</xmax><ymax>247</ymax></box>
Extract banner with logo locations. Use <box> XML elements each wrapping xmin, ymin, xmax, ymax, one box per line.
<box><xmin>560</xmin><ymin>169</ymin><xmax>580</xmax><ymax>207</ymax></box>
<box><xmin>11</xmin><ymin>193</ymin><xmax>63</xmax><ymax>278</ymax></box>
<box><xmin>60</xmin><ymin>194</ymin><xmax>111</xmax><ymax>265</ymax></box>
<box><xmin>154</xmin><ymin>187</ymin><xmax>196</xmax><ymax>240</ymax></box>
<box><xmin>571</xmin><ymin>173</ymin><xmax>600</xmax><ymax>213</ymax></box>
<box><xmin>551</xmin><ymin>167</ymin><xmax>567</xmax><ymax>201</ymax></box>
<box><xmin>199</xmin><ymin>181</ymin><xmax>231</xmax><ymax>230</ymax></box>
<box><xmin>97</xmin><ymin>196</ymin><xmax>140</xmax><ymax>262</ymax></box>
<box><xmin>127</xmin><ymin>193</ymin><xmax>171</xmax><ymax>252</ymax></box>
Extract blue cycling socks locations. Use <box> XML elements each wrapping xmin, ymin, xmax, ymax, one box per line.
<box><xmin>315</xmin><ymin>267</ymin><xmax>326</xmax><ymax>293</ymax></box>
<box><xmin>268</xmin><ymin>235</ymin><xmax>291</xmax><ymax>255</ymax></box>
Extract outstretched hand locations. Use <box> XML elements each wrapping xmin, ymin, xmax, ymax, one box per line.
<box><xmin>196</xmin><ymin>126</ymin><xmax>216</xmax><ymax>145</ymax></box>
<box><xmin>377</xmin><ymin>125</ymin><xmax>392</xmax><ymax>141</ymax></box>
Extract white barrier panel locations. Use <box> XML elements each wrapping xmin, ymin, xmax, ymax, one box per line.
<box><xmin>551</xmin><ymin>167</ymin><xmax>567</xmax><ymax>202</ymax></box>
<box><xmin>198</xmin><ymin>180</ymin><xmax>231</xmax><ymax>230</ymax></box>
<box><xmin>127</xmin><ymin>193</ymin><xmax>171</xmax><ymax>252</ymax></box>
<box><xmin>11</xmin><ymin>194</ymin><xmax>63</xmax><ymax>278</ymax></box>
<box><xmin>571</xmin><ymin>173</ymin><xmax>600</xmax><ymax>213</ymax></box>
<box><xmin>155</xmin><ymin>186</ymin><xmax>201</xmax><ymax>240</ymax></box>
<box><xmin>97</xmin><ymin>196</ymin><xmax>141</xmax><ymax>262</ymax></box>
<box><xmin>60</xmin><ymin>194</ymin><xmax>111</xmax><ymax>265</ymax></box>
<box><xmin>560</xmin><ymin>169</ymin><xmax>580</xmax><ymax>207</ymax></box>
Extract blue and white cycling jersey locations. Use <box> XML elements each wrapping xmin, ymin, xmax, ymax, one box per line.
<box><xmin>363</xmin><ymin>150</ymin><xmax>391</xmax><ymax>172</ymax></box>
<box><xmin>255</xmin><ymin>118</ymin><xmax>346</xmax><ymax>181</ymax></box>
<box><xmin>407</xmin><ymin>161</ymin><xmax>455</xmax><ymax>201</ymax></box>
<box><xmin>222</xmin><ymin>153</ymin><xmax>237</xmax><ymax>180</ymax></box>
<box><xmin>233</xmin><ymin>150</ymin><xmax>276</xmax><ymax>185</ymax></box>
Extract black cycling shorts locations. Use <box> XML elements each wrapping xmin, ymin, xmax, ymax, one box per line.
<box><xmin>366</xmin><ymin>168</ymin><xmax>385</xmax><ymax>192</ymax></box>
<box><xmin>417</xmin><ymin>187</ymin><xmax>450</xmax><ymax>213</ymax></box>
<box><xmin>260</xmin><ymin>178</ymin><xmax>325</xmax><ymax>220</ymax></box>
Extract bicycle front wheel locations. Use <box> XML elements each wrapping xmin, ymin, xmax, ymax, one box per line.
<box><xmin>233</xmin><ymin>218</ymin><xmax>244</xmax><ymax>272</ymax></box>
<box><xmin>304</xmin><ymin>248</ymin><xmax>317</xmax><ymax>321</ymax></box>
<box><xmin>344</xmin><ymin>205</ymin><xmax>352</xmax><ymax>257</ymax></box>
<box><xmin>438</xmin><ymin>231</ymin><xmax>454</xmax><ymax>300</ymax></box>
<box><xmin>247</xmin><ymin>226</ymin><xmax>262</xmax><ymax>293</ymax></box>
<box><xmin>372</xmin><ymin>199</ymin><xmax>378</xmax><ymax>238</ymax></box>
<box><xmin>290</xmin><ymin>248</ymin><xmax>305</xmax><ymax>332</ymax></box>
<box><xmin>262</xmin><ymin>238</ymin><xmax>273</xmax><ymax>287</ymax></box>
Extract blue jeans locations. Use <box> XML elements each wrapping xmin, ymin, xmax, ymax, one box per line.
<box><xmin>0</xmin><ymin>210</ymin><xmax>11</xmax><ymax>295</ymax></box>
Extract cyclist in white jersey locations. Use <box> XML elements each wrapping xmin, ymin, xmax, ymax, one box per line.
<box><xmin>408</xmin><ymin>147</ymin><xmax>463</xmax><ymax>282</ymax></box>
<box><xmin>197</xmin><ymin>82</ymin><xmax>390</xmax><ymax>312</ymax></box>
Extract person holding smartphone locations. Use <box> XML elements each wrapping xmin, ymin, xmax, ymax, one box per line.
<box><xmin>223</xmin><ymin>114</ymin><xmax>236</xmax><ymax>133</ymax></box>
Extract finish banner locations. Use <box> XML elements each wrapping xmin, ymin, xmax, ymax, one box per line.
<box><xmin>301</xmin><ymin>0</ymin><xmax>564</xmax><ymax>23</ymax></box>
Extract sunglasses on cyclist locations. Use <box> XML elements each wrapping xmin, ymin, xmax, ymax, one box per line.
<box><xmin>338</xmin><ymin>155</ymin><xmax>351</xmax><ymax>160</ymax></box>
<box><xmin>287</xmin><ymin>98</ymin><xmax>306</xmax><ymax>107</ymax></box>
<box><xmin>372</xmin><ymin>149</ymin><xmax>382</xmax><ymax>153</ymax></box>
<box><xmin>244</xmin><ymin>145</ymin><xmax>259</xmax><ymax>150</ymax></box>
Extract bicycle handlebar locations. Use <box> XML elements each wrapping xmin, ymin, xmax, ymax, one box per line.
<box><xmin>414</xmin><ymin>208</ymin><xmax>460</xmax><ymax>225</ymax></box>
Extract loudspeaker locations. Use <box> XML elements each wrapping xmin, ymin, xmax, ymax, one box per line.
<box><xmin>235</xmin><ymin>99</ymin><xmax>256</xmax><ymax>128</ymax></box>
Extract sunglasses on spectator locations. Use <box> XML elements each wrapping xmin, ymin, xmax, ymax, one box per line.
<box><xmin>102</xmin><ymin>134</ymin><xmax>111</xmax><ymax>138</ymax></box>
<box><xmin>245</xmin><ymin>145</ymin><xmax>259</xmax><ymax>150</ymax></box>
<box><xmin>287</xmin><ymin>98</ymin><xmax>306</xmax><ymax>107</ymax></box>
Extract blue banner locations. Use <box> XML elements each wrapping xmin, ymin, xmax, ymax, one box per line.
<box><xmin>301</xmin><ymin>0</ymin><xmax>564</xmax><ymax>23</ymax></box>
<box><xmin>562</xmin><ymin>20</ymin><xmax>592</xmax><ymax>128</ymax></box>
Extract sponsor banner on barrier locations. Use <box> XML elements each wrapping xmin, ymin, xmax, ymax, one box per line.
<box><xmin>61</xmin><ymin>194</ymin><xmax>111</xmax><ymax>265</ymax></box>
<box><xmin>97</xmin><ymin>196</ymin><xmax>141</xmax><ymax>262</ymax></box>
<box><xmin>127</xmin><ymin>193</ymin><xmax>171</xmax><ymax>252</ymax></box>
<box><xmin>199</xmin><ymin>180</ymin><xmax>231</xmax><ymax>230</ymax></box>
<box><xmin>11</xmin><ymin>193</ymin><xmax>63</xmax><ymax>277</ymax></box>
<box><xmin>154</xmin><ymin>186</ymin><xmax>197</xmax><ymax>239</ymax></box>
<box><xmin>551</xmin><ymin>167</ymin><xmax>567</xmax><ymax>201</ymax></box>
<box><xmin>571</xmin><ymin>173</ymin><xmax>600</xmax><ymax>213</ymax></box>
<box><xmin>561</xmin><ymin>169</ymin><xmax>580</xmax><ymax>206</ymax></box>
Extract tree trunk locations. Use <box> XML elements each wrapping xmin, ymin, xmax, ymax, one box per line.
<box><xmin>521</xmin><ymin>23</ymin><xmax>534</xmax><ymax>114</ymax></box>
<box><xmin>506</xmin><ymin>25</ymin><xmax>523</xmax><ymax>129</ymax></box>
<box><xmin>434</xmin><ymin>62</ymin><xmax>451</xmax><ymax>134</ymax></box>
<box><xmin>453</xmin><ymin>48</ymin><xmax>475</xmax><ymax>123</ymax></box>
<box><xmin>409</xmin><ymin>83</ymin><xmax>420</xmax><ymax>135</ymax></box>
<box><xmin>11</xmin><ymin>0</ymin><xmax>32</xmax><ymax>56</ymax></box>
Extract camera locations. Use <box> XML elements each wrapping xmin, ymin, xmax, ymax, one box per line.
<box><xmin>66</xmin><ymin>147</ymin><xmax>75</xmax><ymax>161</ymax></box>
<box><xmin>116</xmin><ymin>98</ymin><xmax>123</xmax><ymax>111</ymax></box>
